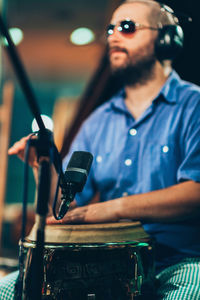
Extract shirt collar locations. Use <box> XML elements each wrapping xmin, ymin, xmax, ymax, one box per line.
<box><xmin>109</xmin><ymin>88</ymin><xmax>128</xmax><ymax>113</ymax></box>
<box><xmin>109</xmin><ymin>70</ymin><xmax>182</xmax><ymax>111</ymax></box>
<box><xmin>159</xmin><ymin>70</ymin><xmax>181</xmax><ymax>104</ymax></box>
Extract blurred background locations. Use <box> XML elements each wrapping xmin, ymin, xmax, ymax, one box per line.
<box><xmin>0</xmin><ymin>0</ymin><xmax>199</xmax><ymax>274</ymax></box>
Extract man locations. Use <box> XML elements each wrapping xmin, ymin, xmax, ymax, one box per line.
<box><xmin>5</xmin><ymin>0</ymin><xmax>200</xmax><ymax>299</ymax></box>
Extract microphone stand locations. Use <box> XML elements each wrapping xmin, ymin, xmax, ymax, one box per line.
<box><xmin>0</xmin><ymin>13</ymin><xmax>62</xmax><ymax>299</ymax></box>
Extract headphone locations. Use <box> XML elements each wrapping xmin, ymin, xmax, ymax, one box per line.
<box><xmin>153</xmin><ymin>2</ymin><xmax>191</xmax><ymax>61</ymax></box>
<box><xmin>156</xmin><ymin>24</ymin><xmax>184</xmax><ymax>61</ymax></box>
<box><xmin>122</xmin><ymin>1</ymin><xmax>192</xmax><ymax>61</ymax></box>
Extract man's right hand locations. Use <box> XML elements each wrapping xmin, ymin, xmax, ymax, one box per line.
<box><xmin>8</xmin><ymin>134</ymin><xmax>39</xmax><ymax>169</ymax></box>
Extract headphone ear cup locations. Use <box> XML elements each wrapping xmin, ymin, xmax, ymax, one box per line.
<box><xmin>155</xmin><ymin>25</ymin><xmax>184</xmax><ymax>61</ymax></box>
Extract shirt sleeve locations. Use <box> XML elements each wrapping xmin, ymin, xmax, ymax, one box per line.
<box><xmin>177</xmin><ymin>95</ymin><xmax>200</xmax><ymax>183</ymax></box>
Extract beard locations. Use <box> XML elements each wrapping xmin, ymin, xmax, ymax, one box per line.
<box><xmin>109</xmin><ymin>51</ymin><xmax>157</xmax><ymax>87</ymax></box>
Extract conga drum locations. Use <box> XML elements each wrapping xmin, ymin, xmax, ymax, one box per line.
<box><xmin>22</xmin><ymin>222</ymin><xmax>155</xmax><ymax>300</ymax></box>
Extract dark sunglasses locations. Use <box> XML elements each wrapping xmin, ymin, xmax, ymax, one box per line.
<box><xmin>106</xmin><ymin>3</ymin><xmax>192</xmax><ymax>37</ymax></box>
<box><xmin>106</xmin><ymin>19</ymin><xmax>158</xmax><ymax>37</ymax></box>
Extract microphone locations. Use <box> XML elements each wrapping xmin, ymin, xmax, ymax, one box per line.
<box><xmin>58</xmin><ymin>151</ymin><xmax>93</xmax><ymax>219</ymax></box>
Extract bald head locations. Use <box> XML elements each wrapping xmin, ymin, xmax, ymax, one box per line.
<box><xmin>120</xmin><ymin>0</ymin><xmax>179</xmax><ymax>28</ymax></box>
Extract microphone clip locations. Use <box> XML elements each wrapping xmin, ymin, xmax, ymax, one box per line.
<box><xmin>58</xmin><ymin>180</ymin><xmax>75</xmax><ymax>219</ymax></box>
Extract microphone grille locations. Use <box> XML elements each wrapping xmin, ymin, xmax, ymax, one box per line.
<box><xmin>67</xmin><ymin>151</ymin><xmax>93</xmax><ymax>172</ymax></box>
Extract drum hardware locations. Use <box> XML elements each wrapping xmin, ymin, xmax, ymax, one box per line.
<box><xmin>87</xmin><ymin>293</ymin><xmax>96</xmax><ymax>299</ymax></box>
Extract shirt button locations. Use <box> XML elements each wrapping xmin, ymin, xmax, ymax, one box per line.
<box><xmin>96</xmin><ymin>155</ymin><xmax>102</xmax><ymax>163</ymax></box>
<box><xmin>129</xmin><ymin>128</ymin><xmax>137</xmax><ymax>136</ymax></box>
<box><xmin>162</xmin><ymin>145</ymin><xmax>169</xmax><ymax>153</ymax></box>
<box><xmin>125</xmin><ymin>159</ymin><xmax>132</xmax><ymax>166</ymax></box>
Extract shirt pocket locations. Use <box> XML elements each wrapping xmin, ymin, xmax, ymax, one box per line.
<box><xmin>139</xmin><ymin>140</ymin><xmax>180</xmax><ymax>187</ymax></box>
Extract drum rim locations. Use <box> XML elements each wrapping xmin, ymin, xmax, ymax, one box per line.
<box><xmin>44</xmin><ymin>221</ymin><xmax>142</xmax><ymax>231</ymax></box>
<box><xmin>22</xmin><ymin>238</ymin><xmax>151</xmax><ymax>249</ymax></box>
<box><xmin>26</xmin><ymin>221</ymin><xmax>150</xmax><ymax>245</ymax></box>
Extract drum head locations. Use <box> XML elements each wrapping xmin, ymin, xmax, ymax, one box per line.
<box><xmin>26</xmin><ymin>221</ymin><xmax>149</xmax><ymax>245</ymax></box>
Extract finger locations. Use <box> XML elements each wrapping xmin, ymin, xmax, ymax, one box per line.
<box><xmin>8</xmin><ymin>135</ymin><xmax>38</xmax><ymax>167</ymax></box>
<box><xmin>8</xmin><ymin>142</ymin><xmax>25</xmax><ymax>155</ymax></box>
<box><xmin>46</xmin><ymin>215</ymin><xmax>80</xmax><ymax>225</ymax></box>
<box><xmin>46</xmin><ymin>208</ymin><xmax>87</xmax><ymax>225</ymax></box>
<box><xmin>8</xmin><ymin>136</ymin><xmax>31</xmax><ymax>155</ymax></box>
<box><xmin>63</xmin><ymin>207</ymin><xmax>88</xmax><ymax>224</ymax></box>
<box><xmin>46</xmin><ymin>216</ymin><xmax>63</xmax><ymax>224</ymax></box>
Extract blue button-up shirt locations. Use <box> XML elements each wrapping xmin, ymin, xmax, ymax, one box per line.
<box><xmin>63</xmin><ymin>71</ymin><xmax>200</xmax><ymax>272</ymax></box>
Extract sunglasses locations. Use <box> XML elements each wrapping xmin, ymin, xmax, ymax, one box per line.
<box><xmin>106</xmin><ymin>19</ymin><xmax>158</xmax><ymax>37</ymax></box>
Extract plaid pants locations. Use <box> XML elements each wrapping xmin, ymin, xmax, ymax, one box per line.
<box><xmin>156</xmin><ymin>258</ymin><xmax>200</xmax><ymax>300</ymax></box>
<box><xmin>0</xmin><ymin>258</ymin><xmax>200</xmax><ymax>299</ymax></box>
<box><xmin>0</xmin><ymin>270</ymin><xmax>18</xmax><ymax>300</ymax></box>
